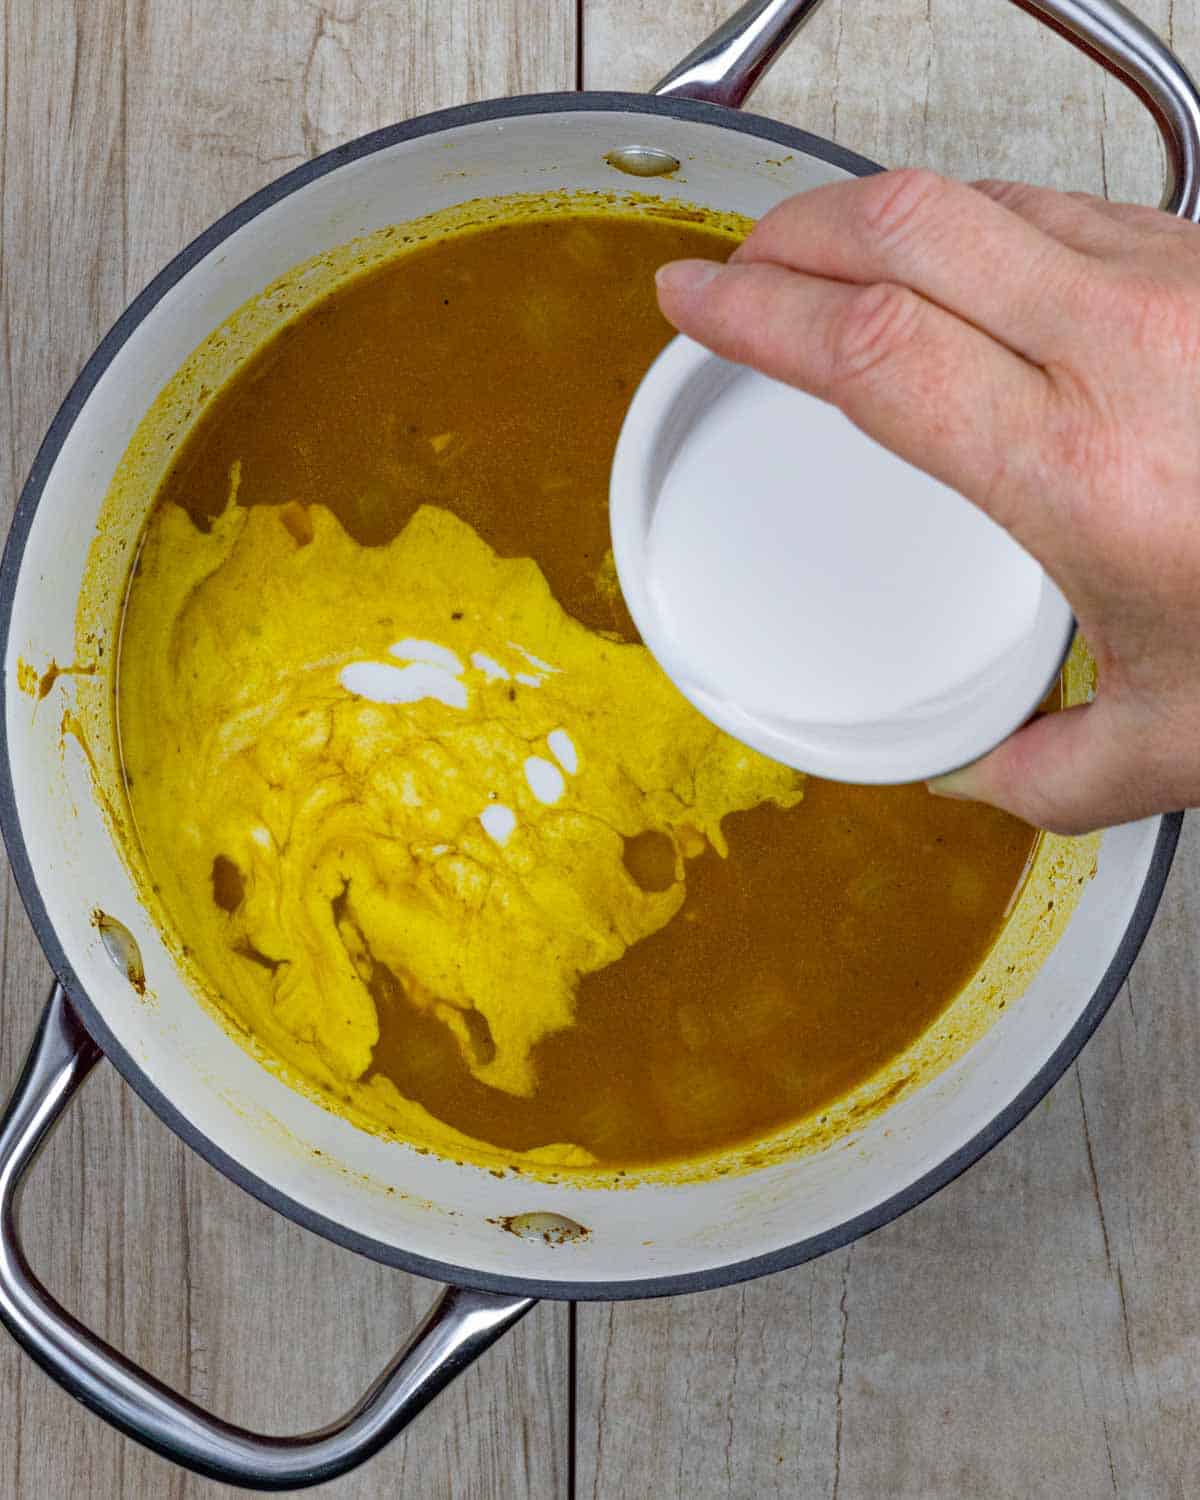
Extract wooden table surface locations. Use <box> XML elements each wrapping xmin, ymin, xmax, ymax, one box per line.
<box><xmin>3</xmin><ymin>1</ymin><xmax>1199</xmax><ymax>1495</ymax></box>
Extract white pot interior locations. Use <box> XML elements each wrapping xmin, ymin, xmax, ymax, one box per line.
<box><xmin>3</xmin><ymin>104</ymin><xmax>1165</xmax><ymax>1289</ymax></box>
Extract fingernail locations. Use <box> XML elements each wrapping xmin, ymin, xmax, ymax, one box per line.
<box><xmin>926</xmin><ymin>768</ymin><xmax>979</xmax><ymax>801</ymax></box>
<box><xmin>656</xmin><ymin>259</ymin><xmax>724</xmax><ymax>294</ymax></box>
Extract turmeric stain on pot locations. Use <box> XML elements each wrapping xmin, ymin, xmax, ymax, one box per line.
<box><xmin>16</xmin><ymin>655</ymin><xmax>98</xmax><ymax>701</ymax></box>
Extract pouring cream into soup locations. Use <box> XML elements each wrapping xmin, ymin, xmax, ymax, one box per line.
<box><xmin>103</xmin><ymin>199</ymin><xmax>1060</xmax><ymax>1173</ymax></box>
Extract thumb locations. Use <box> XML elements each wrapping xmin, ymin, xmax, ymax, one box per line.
<box><xmin>926</xmin><ymin>702</ymin><xmax>1152</xmax><ymax>834</ymax></box>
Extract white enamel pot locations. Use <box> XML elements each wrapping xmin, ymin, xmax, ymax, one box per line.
<box><xmin>0</xmin><ymin>0</ymin><xmax>1197</xmax><ymax>1490</ymax></box>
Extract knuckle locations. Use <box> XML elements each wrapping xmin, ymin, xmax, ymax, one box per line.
<box><xmin>1063</xmin><ymin>189</ymin><xmax>1108</xmax><ymax>212</ymax></box>
<box><xmin>825</xmin><ymin>282</ymin><xmax>924</xmax><ymax>393</ymax></box>
<box><xmin>1130</xmin><ymin>276</ymin><xmax>1199</xmax><ymax>358</ymax></box>
<box><xmin>1083</xmin><ymin>269</ymin><xmax>1196</xmax><ymax>356</ymax></box>
<box><xmin>971</xmin><ymin>177</ymin><xmax>1028</xmax><ymax>211</ymax></box>
<box><xmin>750</xmin><ymin>194</ymin><xmax>800</xmax><ymax>246</ymax></box>
<box><xmin>857</xmin><ymin>167</ymin><xmax>949</xmax><ymax>250</ymax></box>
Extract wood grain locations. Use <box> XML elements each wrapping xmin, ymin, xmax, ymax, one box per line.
<box><xmin>584</xmin><ymin>0</ymin><xmax>1168</xmax><ymax>203</ymax></box>
<box><xmin>4</xmin><ymin>1</ymin><xmax>1200</xmax><ymax>1496</ymax></box>
<box><xmin>0</xmin><ymin>2</ymin><xmax>573</xmax><ymax>1497</ymax></box>
<box><xmin>578</xmin><ymin>3</ymin><xmax>1200</xmax><ymax>1497</ymax></box>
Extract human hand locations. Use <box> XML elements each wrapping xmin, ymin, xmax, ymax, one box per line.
<box><xmin>655</xmin><ymin>170</ymin><xmax>1200</xmax><ymax>835</ymax></box>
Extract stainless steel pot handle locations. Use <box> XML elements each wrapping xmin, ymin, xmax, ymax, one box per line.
<box><xmin>0</xmin><ymin>984</ymin><xmax>534</xmax><ymax>1491</ymax></box>
<box><xmin>655</xmin><ymin>0</ymin><xmax>1200</xmax><ymax>220</ymax></box>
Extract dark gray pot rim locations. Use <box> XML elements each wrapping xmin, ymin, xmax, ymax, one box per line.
<box><xmin>0</xmin><ymin>89</ymin><xmax>1181</xmax><ymax>1301</ymax></box>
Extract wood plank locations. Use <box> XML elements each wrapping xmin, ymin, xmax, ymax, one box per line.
<box><xmin>0</xmin><ymin>2</ymin><xmax>573</xmax><ymax>1496</ymax></box>
<box><xmin>584</xmin><ymin>0</ymin><xmax>1166</xmax><ymax>203</ymax></box>
<box><xmin>578</xmin><ymin>3</ymin><xmax>1200</xmax><ymax>1496</ymax></box>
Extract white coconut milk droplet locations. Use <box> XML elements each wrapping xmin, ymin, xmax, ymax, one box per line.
<box><xmin>524</xmin><ymin>756</ymin><xmax>565</xmax><ymax>805</ymax></box>
<box><xmin>479</xmin><ymin>803</ymin><xmax>517</xmax><ymax>845</ymax></box>
<box><xmin>339</xmin><ymin>661</ymin><xmax>468</xmax><ymax>710</ymax></box>
<box><xmin>509</xmin><ymin>643</ymin><xmax>559</xmax><ymax>675</ymax></box>
<box><xmin>546</xmin><ymin>729</ymin><xmax>578</xmax><ymax>775</ymax></box>
<box><xmin>389</xmin><ymin>638</ymin><xmax>464</xmax><ymax>675</ymax></box>
<box><xmin>471</xmin><ymin>651</ymin><xmax>510</xmax><ymax>681</ymax></box>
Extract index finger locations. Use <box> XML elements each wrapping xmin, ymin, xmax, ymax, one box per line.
<box><xmin>735</xmin><ymin>170</ymin><xmax>1091</xmax><ymax>364</ymax></box>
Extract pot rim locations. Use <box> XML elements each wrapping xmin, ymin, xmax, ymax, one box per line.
<box><xmin>0</xmin><ymin>88</ymin><xmax>1181</xmax><ymax>1301</ymax></box>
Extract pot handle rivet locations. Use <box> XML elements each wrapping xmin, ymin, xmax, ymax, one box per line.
<box><xmin>604</xmin><ymin>144</ymin><xmax>682</xmax><ymax>177</ymax></box>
